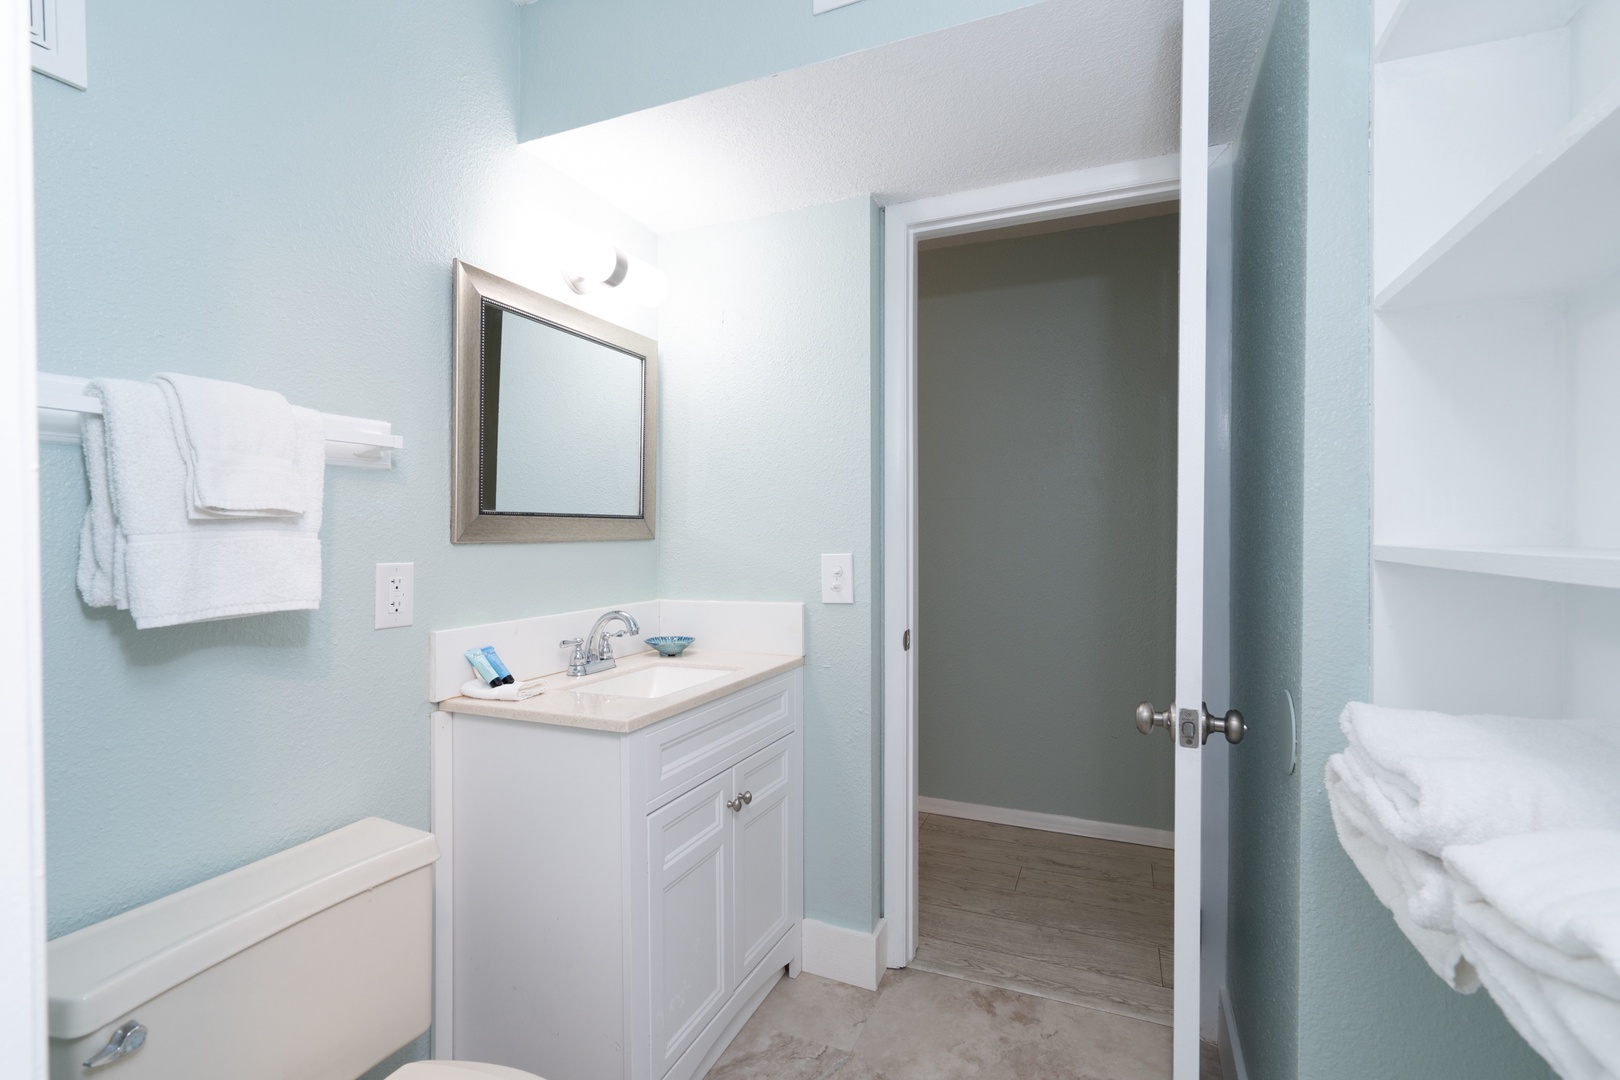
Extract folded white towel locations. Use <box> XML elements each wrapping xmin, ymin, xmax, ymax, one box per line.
<box><xmin>458</xmin><ymin>677</ymin><xmax>546</xmax><ymax>701</ymax></box>
<box><xmin>1446</xmin><ymin>832</ymin><xmax>1620</xmax><ymax>1001</ymax></box>
<box><xmin>82</xmin><ymin>378</ymin><xmax>325</xmax><ymax>629</ymax></box>
<box><xmin>152</xmin><ymin>372</ymin><xmax>306</xmax><ymax>520</ymax></box>
<box><xmin>1457</xmin><ymin>919</ymin><xmax>1616</xmax><ymax>1080</ymax></box>
<box><xmin>1325</xmin><ymin>754</ymin><xmax>1478</xmax><ymax>990</ymax></box>
<box><xmin>1340</xmin><ymin>703</ymin><xmax>1620</xmax><ymax>854</ymax></box>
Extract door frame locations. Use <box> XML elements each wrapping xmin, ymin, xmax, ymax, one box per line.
<box><xmin>0</xmin><ymin>6</ymin><xmax>45</xmax><ymax>1079</ymax></box>
<box><xmin>880</xmin><ymin>152</ymin><xmax>1183</xmax><ymax>973</ymax></box>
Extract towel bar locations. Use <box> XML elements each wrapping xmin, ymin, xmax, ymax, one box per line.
<box><xmin>36</xmin><ymin>373</ymin><xmax>402</xmax><ymax>470</ymax></box>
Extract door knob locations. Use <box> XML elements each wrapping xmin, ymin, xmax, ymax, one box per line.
<box><xmin>1135</xmin><ymin>701</ymin><xmax>1172</xmax><ymax>736</ymax></box>
<box><xmin>1201</xmin><ymin>702</ymin><xmax>1245</xmax><ymax>745</ymax></box>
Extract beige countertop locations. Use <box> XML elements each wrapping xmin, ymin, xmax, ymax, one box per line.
<box><xmin>436</xmin><ymin>648</ymin><xmax>804</xmax><ymax>733</ymax></box>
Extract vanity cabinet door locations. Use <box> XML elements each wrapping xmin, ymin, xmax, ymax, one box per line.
<box><xmin>730</xmin><ymin>736</ymin><xmax>796</xmax><ymax>985</ymax></box>
<box><xmin>648</xmin><ymin>773</ymin><xmax>732</xmax><ymax>1078</ymax></box>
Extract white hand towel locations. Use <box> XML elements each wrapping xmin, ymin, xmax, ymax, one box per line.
<box><xmin>1339</xmin><ymin>703</ymin><xmax>1620</xmax><ymax>853</ymax></box>
<box><xmin>1325</xmin><ymin>753</ymin><xmax>1478</xmax><ymax>990</ymax></box>
<box><xmin>458</xmin><ymin>677</ymin><xmax>547</xmax><ymax>701</ymax></box>
<box><xmin>86</xmin><ymin>378</ymin><xmax>325</xmax><ymax>629</ymax></box>
<box><xmin>152</xmin><ymin>372</ymin><xmax>307</xmax><ymax>519</ymax></box>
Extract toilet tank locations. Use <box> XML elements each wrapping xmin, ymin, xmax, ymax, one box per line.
<box><xmin>48</xmin><ymin>818</ymin><xmax>440</xmax><ymax>1080</ymax></box>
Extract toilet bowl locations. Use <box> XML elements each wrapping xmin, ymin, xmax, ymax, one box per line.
<box><xmin>47</xmin><ymin>818</ymin><xmax>545</xmax><ymax>1080</ymax></box>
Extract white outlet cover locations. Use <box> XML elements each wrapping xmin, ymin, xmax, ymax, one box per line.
<box><xmin>374</xmin><ymin>562</ymin><xmax>414</xmax><ymax>629</ymax></box>
<box><xmin>821</xmin><ymin>553</ymin><xmax>854</xmax><ymax>604</ymax></box>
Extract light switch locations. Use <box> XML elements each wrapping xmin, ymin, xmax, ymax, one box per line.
<box><xmin>821</xmin><ymin>554</ymin><xmax>854</xmax><ymax>604</ymax></box>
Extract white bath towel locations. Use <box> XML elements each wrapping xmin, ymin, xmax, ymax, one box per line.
<box><xmin>82</xmin><ymin>378</ymin><xmax>325</xmax><ymax>629</ymax></box>
<box><xmin>76</xmin><ymin>411</ymin><xmax>119</xmax><ymax>609</ymax></box>
<box><xmin>1339</xmin><ymin>703</ymin><xmax>1620</xmax><ymax>854</ymax></box>
<box><xmin>1325</xmin><ymin>752</ymin><xmax>1478</xmax><ymax>990</ymax></box>
<box><xmin>1446</xmin><ymin>831</ymin><xmax>1620</xmax><ymax>1080</ymax></box>
<box><xmin>152</xmin><ymin>372</ymin><xmax>307</xmax><ymax>520</ymax></box>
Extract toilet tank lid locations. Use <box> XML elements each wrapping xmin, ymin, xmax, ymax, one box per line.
<box><xmin>47</xmin><ymin>817</ymin><xmax>439</xmax><ymax>1040</ymax></box>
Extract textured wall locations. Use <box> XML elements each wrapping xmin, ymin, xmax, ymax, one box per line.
<box><xmin>915</xmin><ymin>218</ymin><xmax>1177</xmax><ymax>831</ymax></box>
<box><xmin>656</xmin><ymin>198</ymin><xmax>883</xmax><ymax>932</ymax></box>
<box><xmin>517</xmin><ymin>0</ymin><xmax>1043</xmax><ymax>140</ymax></box>
<box><xmin>1227</xmin><ymin>0</ymin><xmax>1308</xmax><ymax>1073</ymax></box>
<box><xmin>34</xmin><ymin>0</ymin><xmax>662</xmax><ymax>955</ymax></box>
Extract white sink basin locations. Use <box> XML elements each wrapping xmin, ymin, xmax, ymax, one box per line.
<box><xmin>578</xmin><ymin>665</ymin><xmax>731</xmax><ymax>699</ymax></box>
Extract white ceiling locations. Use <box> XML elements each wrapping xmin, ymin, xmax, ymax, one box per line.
<box><xmin>526</xmin><ymin>0</ymin><xmax>1275</xmax><ymax>235</ymax></box>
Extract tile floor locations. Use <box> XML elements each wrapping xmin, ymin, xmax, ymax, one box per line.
<box><xmin>704</xmin><ymin>814</ymin><xmax>1222</xmax><ymax>1080</ymax></box>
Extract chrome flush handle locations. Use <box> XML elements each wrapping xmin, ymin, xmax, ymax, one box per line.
<box><xmin>84</xmin><ymin>1020</ymin><xmax>148</xmax><ymax>1069</ymax></box>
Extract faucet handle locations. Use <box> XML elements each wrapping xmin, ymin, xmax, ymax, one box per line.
<box><xmin>560</xmin><ymin>638</ymin><xmax>587</xmax><ymax>675</ymax></box>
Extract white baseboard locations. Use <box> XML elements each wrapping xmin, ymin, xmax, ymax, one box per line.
<box><xmin>918</xmin><ymin>796</ymin><xmax>1175</xmax><ymax>850</ymax></box>
<box><xmin>1219</xmin><ymin>988</ymin><xmax>1249</xmax><ymax>1080</ymax></box>
<box><xmin>801</xmin><ymin>917</ymin><xmax>887</xmax><ymax>991</ymax></box>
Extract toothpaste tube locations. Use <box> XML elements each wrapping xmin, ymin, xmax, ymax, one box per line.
<box><xmin>465</xmin><ymin>647</ymin><xmax>502</xmax><ymax>688</ymax></box>
<box><xmin>481</xmin><ymin>646</ymin><xmax>516</xmax><ymax>685</ymax></box>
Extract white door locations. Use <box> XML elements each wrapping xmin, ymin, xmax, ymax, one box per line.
<box><xmin>647</xmin><ymin>774</ymin><xmax>732</xmax><ymax>1077</ymax></box>
<box><xmin>729</xmin><ymin>737</ymin><xmax>794</xmax><ymax>984</ymax></box>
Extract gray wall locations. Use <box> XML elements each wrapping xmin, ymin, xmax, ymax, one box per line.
<box><xmin>1227</xmin><ymin>1</ymin><xmax>1556</xmax><ymax>1078</ymax></box>
<box><xmin>915</xmin><ymin>216</ymin><xmax>1177</xmax><ymax>831</ymax></box>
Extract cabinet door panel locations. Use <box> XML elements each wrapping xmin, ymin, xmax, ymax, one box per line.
<box><xmin>648</xmin><ymin>773</ymin><xmax>731</xmax><ymax>1077</ymax></box>
<box><xmin>731</xmin><ymin>737</ymin><xmax>795</xmax><ymax>983</ymax></box>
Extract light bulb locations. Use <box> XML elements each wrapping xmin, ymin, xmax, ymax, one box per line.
<box><xmin>561</xmin><ymin>234</ymin><xmax>621</xmax><ymax>292</ymax></box>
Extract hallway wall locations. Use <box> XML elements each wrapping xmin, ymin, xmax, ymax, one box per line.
<box><xmin>914</xmin><ymin>214</ymin><xmax>1178</xmax><ymax>832</ymax></box>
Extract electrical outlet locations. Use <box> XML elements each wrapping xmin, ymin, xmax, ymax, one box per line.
<box><xmin>821</xmin><ymin>553</ymin><xmax>854</xmax><ymax>604</ymax></box>
<box><xmin>374</xmin><ymin>562</ymin><xmax>414</xmax><ymax>629</ymax></box>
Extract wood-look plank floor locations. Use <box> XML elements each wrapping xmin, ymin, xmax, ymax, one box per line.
<box><xmin>911</xmin><ymin>813</ymin><xmax>1175</xmax><ymax>1027</ymax></box>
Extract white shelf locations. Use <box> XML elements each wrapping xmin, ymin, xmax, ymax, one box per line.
<box><xmin>1376</xmin><ymin>0</ymin><xmax>1583</xmax><ymax>63</ymax></box>
<box><xmin>1376</xmin><ymin>83</ymin><xmax>1620</xmax><ymax>310</ymax></box>
<box><xmin>1374</xmin><ymin>544</ymin><xmax>1620</xmax><ymax>589</ymax></box>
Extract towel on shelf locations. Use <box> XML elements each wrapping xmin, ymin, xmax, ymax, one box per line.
<box><xmin>1325</xmin><ymin>703</ymin><xmax>1620</xmax><ymax>991</ymax></box>
<box><xmin>458</xmin><ymin>677</ymin><xmax>547</xmax><ymax>702</ymax></box>
<box><xmin>152</xmin><ymin>372</ymin><xmax>307</xmax><ymax>520</ymax></box>
<box><xmin>78</xmin><ymin>378</ymin><xmax>326</xmax><ymax>629</ymax></box>
<box><xmin>1445</xmin><ymin>831</ymin><xmax>1620</xmax><ymax>1080</ymax></box>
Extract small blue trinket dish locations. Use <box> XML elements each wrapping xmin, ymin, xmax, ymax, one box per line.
<box><xmin>645</xmin><ymin>636</ymin><xmax>695</xmax><ymax>657</ymax></box>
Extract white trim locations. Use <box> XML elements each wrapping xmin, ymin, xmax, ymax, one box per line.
<box><xmin>917</xmin><ymin>799</ymin><xmax>1174</xmax><ymax>850</ymax></box>
<box><xmin>0</xmin><ymin>3</ymin><xmax>44</xmax><ymax>1076</ymax></box>
<box><xmin>429</xmin><ymin>711</ymin><xmax>453</xmax><ymax>1059</ymax></box>
<box><xmin>1218</xmin><ymin>988</ymin><xmax>1250</xmax><ymax>1080</ymax></box>
<box><xmin>881</xmin><ymin>154</ymin><xmax>1181</xmax><ymax>972</ymax></box>
<box><xmin>800</xmin><ymin>917</ymin><xmax>887</xmax><ymax>992</ymax></box>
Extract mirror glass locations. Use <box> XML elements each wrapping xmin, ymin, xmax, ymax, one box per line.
<box><xmin>481</xmin><ymin>302</ymin><xmax>645</xmax><ymax>517</ymax></box>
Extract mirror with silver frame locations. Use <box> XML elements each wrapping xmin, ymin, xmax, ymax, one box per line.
<box><xmin>452</xmin><ymin>260</ymin><xmax>657</xmax><ymax>542</ymax></box>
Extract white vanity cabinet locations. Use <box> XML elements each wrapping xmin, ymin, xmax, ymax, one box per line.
<box><xmin>435</xmin><ymin>667</ymin><xmax>803</xmax><ymax>1080</ymax></box>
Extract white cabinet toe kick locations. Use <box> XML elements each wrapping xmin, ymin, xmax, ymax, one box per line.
<box><xmin>432</xmin><ymin>668</ymin><xmax>804</xmax><ymax>1080</ymax></box>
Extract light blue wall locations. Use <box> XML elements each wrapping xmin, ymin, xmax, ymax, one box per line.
<box><xmin>35</xmin><ymin>0</ymin><xmax>662</xmax><ymax>1025</ymax></box>
<box><xmin>915</xmin><ymin>218</ymin><xmax>1177</xmax><ymax>831</ymax></box>
<box><xmin>518</xmin><ymin>0</ymin><xmax>1043</xmax><ymax>140</ymax></box>
<box><xmin>1228</xmin><ymin>2</ymin><xmax>1556</xmax><ymax>1078</ymax></box>
<box><xmin>656</xmin><ymin>197</ymin><xmax>883</xmax><ymax>932</ymax></box>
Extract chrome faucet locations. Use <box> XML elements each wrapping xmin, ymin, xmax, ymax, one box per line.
<box><xmin>561</xmin><ymin>609</ymin><xmax>642</xmax><ymax>676</ymax></box>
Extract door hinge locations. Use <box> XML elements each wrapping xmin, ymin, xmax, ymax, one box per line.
<box><xmin>903</xmin><ymin>629</ymin><xmax>911</xmax><ymax>651</ymax></box>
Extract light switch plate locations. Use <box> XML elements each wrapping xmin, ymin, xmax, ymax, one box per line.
<box><xmin>821</xmin><ymin>553</ymin><xmax>854</xmax><ymax>604</ymax></box>
<box><xmin>375</xmin><ymin>562</ymin><xmax>414</xmax><ymax>629</ymax></box>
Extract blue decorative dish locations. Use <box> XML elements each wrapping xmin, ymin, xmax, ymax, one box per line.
<box><xmin>645</xmin><ymin>636</ymin><xmax>695</xmax><ymax>657</ymax></box>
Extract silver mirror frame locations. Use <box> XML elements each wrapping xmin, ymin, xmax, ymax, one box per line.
<box><xmin>452</xmin><ymin>260</ymin><xmax>658</xmax><ymax>543</ymax></box>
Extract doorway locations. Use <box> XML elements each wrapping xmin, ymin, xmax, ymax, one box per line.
<box><xmin>910</xmin><ymin>201</ymin><xmax>1179</xmax><ymax>1025</ymax></box>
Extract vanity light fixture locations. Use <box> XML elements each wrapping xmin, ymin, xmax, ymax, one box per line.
<box><xmin>561</xmin><ymin>234</ymin><xmax>669</xmax><ymax>308</ymax></box>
